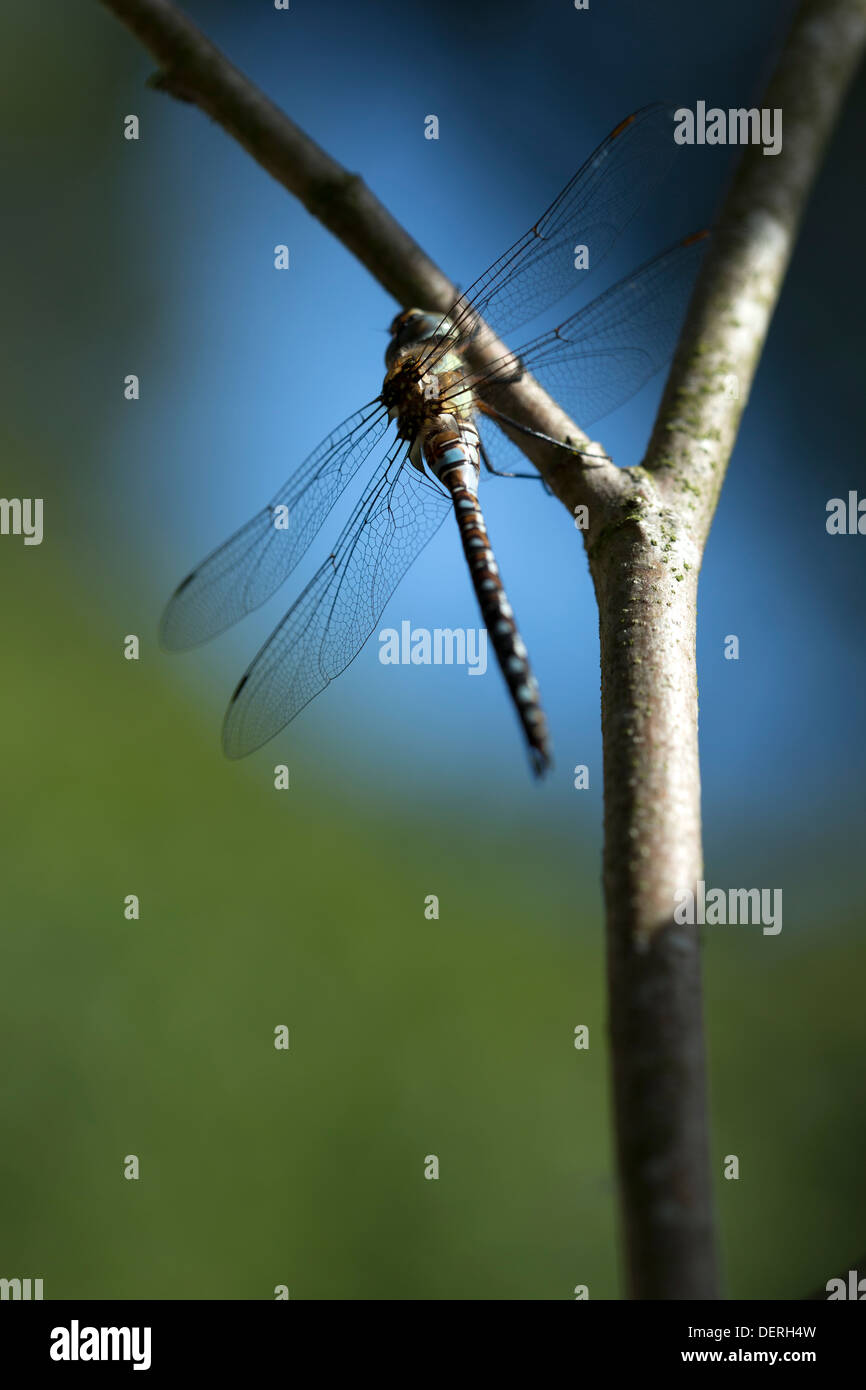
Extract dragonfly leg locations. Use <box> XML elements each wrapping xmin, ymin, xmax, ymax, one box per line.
<box><xmin>482</xmin><ymin>403</ymin><xmax>611</xmax><ymax>468</ymax></box>
<box><xmin>478</xmin><ymin>437</ymin><xmax>544</xmax><ymax>484</ymax></box>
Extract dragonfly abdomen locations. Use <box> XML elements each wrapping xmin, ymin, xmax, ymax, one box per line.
<box><xmin>425</xmin><ymin>425</ymin><xmax>552</xmax><ymax>777</ymax></box>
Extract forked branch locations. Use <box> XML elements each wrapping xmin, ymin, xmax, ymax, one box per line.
<box><xmin>98</xmin><ymin>0</ymin><xmax>866</xmax><ymax>1300</ymax></box>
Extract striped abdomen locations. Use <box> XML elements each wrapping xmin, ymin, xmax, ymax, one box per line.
<box><xmin>425</xmin><ymin>422</ymin><xmax>552</xmax><ymax>776</ymax></box>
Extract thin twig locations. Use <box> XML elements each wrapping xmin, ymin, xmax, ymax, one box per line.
<box><xmin>96</xmin><ymin>0</ymin><xmax>628</xmax><ymax>535</ymax></box>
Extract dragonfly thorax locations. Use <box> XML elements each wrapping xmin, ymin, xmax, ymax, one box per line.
<box><xmin>382</xmin><ymin>310</ymin><xmax>476</xmax><ymax>464</ymax></box>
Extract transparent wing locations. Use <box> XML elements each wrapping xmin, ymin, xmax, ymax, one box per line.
<box><xmin>222</xmin><ymin>449</ymin><xmax>452</xmax><ymax>758</ymax></box>
<box><xmin>459</xmin><ymin>232</ymin><xmax>708</xmax><ymax>433</ymax></box>
<box><xmin>445</xmin><ymin>103</ymin><xmax>681</xmax><ymax>343</ymax></box>
<box><xmin>160</xmin><ymin>401</ymin><xmax>390</xmax><ymax>650</ymax></box>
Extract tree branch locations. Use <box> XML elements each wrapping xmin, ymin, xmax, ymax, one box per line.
<box><xmin>646</xmin><ymin>0</ymin><xmax>866</xmax><ymax>540</ymax></box>
<box><xmin>589</xmin><ymin>0</ymin><xmax>866</xmax><ymax>1299</ymax></box>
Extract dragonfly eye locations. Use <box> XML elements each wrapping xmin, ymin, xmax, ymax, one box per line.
<box><xmin>389</xmin><ymin>308</ymin><xmax>420</xmax><ymax>336</ymax></box>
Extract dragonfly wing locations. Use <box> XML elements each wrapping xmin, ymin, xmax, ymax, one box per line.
<box><xmin>450</xmin><ymin>103</ymin><xmax>681</xmax><ymax>342</ymax></box>
<box><xmin>222</xmin><ymin>452</ymin><xmax>451</xmax><ymax>758</ymax></box>
<box><xmin>160</xmin><ymin>402</ymin><xmax>390</xmax><ymax>651</ymax></box>
<box><xmin>473</xmin><ymin>232</ymin><xmax>709</xmax><ymax>432</ymax></box>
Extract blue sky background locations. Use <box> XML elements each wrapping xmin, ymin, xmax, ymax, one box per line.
<box><xmin>87</xmin><ymin>0</ymin><xmax>865</xmax><ymax>847</ymax></box>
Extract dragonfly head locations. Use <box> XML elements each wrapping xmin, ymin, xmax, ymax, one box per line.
<box><xmin>385</xmin><ymin>308</ymin><xmax>458</xmax><ymax>368</ymax></box>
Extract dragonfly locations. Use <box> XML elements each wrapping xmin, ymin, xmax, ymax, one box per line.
<box><xmin>161</xmin><ymin>103</ymin><xmax>708</xmax><ymax>776</ymax></box>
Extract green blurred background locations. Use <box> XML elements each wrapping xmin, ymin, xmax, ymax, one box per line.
<box><xmin>1</xmin><ymin>1</ymin><xmax>864</xmax><ymax>1299</ymax></box>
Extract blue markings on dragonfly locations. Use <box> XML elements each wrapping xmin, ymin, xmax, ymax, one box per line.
<box><xmin>160</xmin><ymin>103</ymin><xmax>708</xmax><ymax>775</ymax></box>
